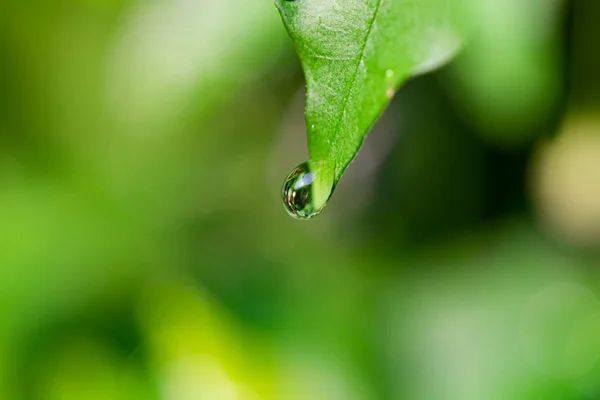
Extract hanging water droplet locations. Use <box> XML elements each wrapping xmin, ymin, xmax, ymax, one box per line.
<box><xmin>282</xmin><ymin>161</ymin><xmax>334</xmax><ymax>220</ymax></box>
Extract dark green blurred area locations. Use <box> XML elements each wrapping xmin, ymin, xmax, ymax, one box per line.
<box><xmin>1</xmin><ymin>0</ymin><xmax>600</xmax><ymax>399</ymax></box>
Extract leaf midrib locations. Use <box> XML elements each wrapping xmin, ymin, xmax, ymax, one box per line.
<box><xmin>327</xmin><ymin>0</ymin><xmax>382</xmax><ymax>176</ymax></box>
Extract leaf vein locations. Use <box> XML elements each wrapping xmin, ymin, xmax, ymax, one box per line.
<box><xmin>329</xmin><ymin>0</ymin><xmax>382</xmax><ymax>174</ymax></box>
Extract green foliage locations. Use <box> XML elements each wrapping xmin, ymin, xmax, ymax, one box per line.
<box><xmin>0</xmin><ymin>0</ymin><xmax>597</xmax><ymax>398</ymax></box>
<box><xmin>275</xmin><ymin>0</ymin><xmax>471</xmax><ymax>182</ymax></box>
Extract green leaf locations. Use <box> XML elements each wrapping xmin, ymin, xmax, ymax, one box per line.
<box><xmin>276</xmin><ymin>0</ymin><xmax>472</xmax><ymax>219</ymax></box>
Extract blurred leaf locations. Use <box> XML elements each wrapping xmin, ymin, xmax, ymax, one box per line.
<box><xmin>138</xmin><ymin>280</ymin><xmax>279</xmax><ymax>399</ymax></box>
<box><xmin>274</xmin><ymin>0</ymin><xmax>470</xmax><ymax>183</ymax></box>
<box><xmin>108</xmin><ymin>0</ymin><xmax>286</xmax><ymax>133</ymax></box>
<box><xmin>444</xmin><ymin>0</ymin><xmax>564</xmax><ymax>144</ymax></box>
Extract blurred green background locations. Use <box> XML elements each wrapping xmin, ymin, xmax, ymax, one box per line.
<box><xmin>1</xmin><ymin>0</ymin><xmax>600</xmax><ymax>399</ymax></box>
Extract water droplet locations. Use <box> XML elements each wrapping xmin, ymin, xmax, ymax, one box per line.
<box><xmin>282</xmin><ymin>161</ymin><xmax>334</xmax><ymax>220</ymax></box>
<box><xmin>385</xmin><ymin>69</ymin><xmax>394</xmax><ymax>78</ymax></box>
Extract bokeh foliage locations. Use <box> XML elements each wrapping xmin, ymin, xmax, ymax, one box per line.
<box><xmin>0</xmin><ymin>0</ymin><xmax>599</xmax><ymax>399</ymax></box>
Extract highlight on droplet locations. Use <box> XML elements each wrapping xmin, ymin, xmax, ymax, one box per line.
<box><xmin>282</xmin><ymin>160</ymin><xmax>334</xmax><ymax>220</ymax></box>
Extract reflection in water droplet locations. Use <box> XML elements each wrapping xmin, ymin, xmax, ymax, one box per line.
<box><xmin>282</xmin><ymin>161</ymin><xmax>334</xmax><ymax>220</ymax></box>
